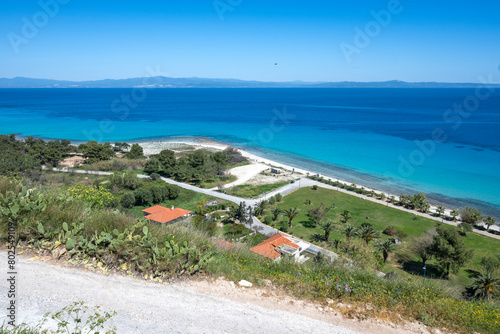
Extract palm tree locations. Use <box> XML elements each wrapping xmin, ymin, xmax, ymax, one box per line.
<box><xmin>484</xmin><ymin>216</ymin><xmax>496</xmax><ymax>231</ymax></box>
<box><xmin>450</xmin><ymin>210</ymin><xmax>459</xmax><ymax>222</ymax></box>
<box><xmin>284</xmin><ymin>207</ymin><xmax>299</xmax><ymax>228</ymax></box>
<box><xmin>375</xmin><ymin>239</ymin><xmax>397</xmax><ymax>263</ymax></box>
<box><xmin>343</xmin><ymin>224</ymin><xmax>357</xmax><ymax>241</ymax></box>
<box><xmin>255</xmin><ymin>200</ymin><xmax>268</xmax><ymax>216</ymax></box>
<box><xmin>320</xmin><ymin>220</ymin><xmax>335</xmax><ymax>242</ymax></box>
<box><xmin>470</xmin><ymin>273</ymin><xmax>500</xmax><ymax>300</ymax></box>
<box><xmin>271</xmin><ymin>207</ymin><xmax>282</xmax><ymax>221</ymax></box>
<box><xmin>340</xmin><ymin>210</ymin><xmax>351</xmax><ymax>224</ymax></box>
<box><xmin>357</xmin><ymin>225</ymin><xmax>379</xmax><ymax>245</ymax></box>
<box><xmin>436</xmin><ymin>206</ymin><xmax>445</xmax><ymax>217</ymax></box>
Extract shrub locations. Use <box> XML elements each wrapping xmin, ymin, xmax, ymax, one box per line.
<box><xmin>274</xmin><ymin>193</ymin><xmax>282</xmax><ymax>202</ymax></box>
<box><xmin>134</xmin><ymin>188</ymin><xmax>153</xmax><ymax>206</ymax></box>
<box><xmin>312</xmin><ymin>185</ymin><xmax>318</xmax><ymax>190</ymax></box>
<box><xmin>268</xmin><ymin>196</ymin><xmax>276</xmax><ymax>205</ymax></box>
<box><xmin>395</xmin><ymin>230</ymin><xmax>408</xmax><ymax>239</ymax></box>
<box><xmin>459</xmin><ymin>206</ymin><xmax>482</xmax><ymax>225</ymax></box>
<box><xmin>150</xmin><ymin>172</ymin><xmax>161</xmax><ymax>181</ymax></box>
<box><xmin>383</xmin><ymin>226</ymin><xmax>396</xmax><ymax>236</ymax></box>
<box><xmin>120</xmin><ymin>192</ymin><xmax>135</xmax><ymax>208</ymax></box>
<box><xmin>67</xmin><ymin>184</ymin><xmax>113</xmax><ymax>208</ymax></box>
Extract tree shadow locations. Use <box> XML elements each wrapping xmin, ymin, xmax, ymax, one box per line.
<box><xmin>311</xmin><ymin>233</ymin><xmax>326</xmax><ymax>242</ymax></box>
<box><xmin>301</xmin><ymin>219</ymin><xmax>316</xmax><ymax>228</ymax></box>
<box><xmin>400</xmin><ymin>260</ymin><xmax>444</xmax><ymax>279</ymax></box>
<box><xmin>464</xmin><ymin>269</ymin><xmax>481</xmax><ymax>278</ymax></box>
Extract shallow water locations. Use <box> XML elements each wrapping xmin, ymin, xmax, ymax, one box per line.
<box><xmin>1</xmin><ymin>88</ymin><xmax>499</xmax><ymax>216</ymax></box>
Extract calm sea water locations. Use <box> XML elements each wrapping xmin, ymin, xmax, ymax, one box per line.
<box><xmin>1</xmin><ymin>88</ymin><xmax>499</xmax><ymax>216</ymax></box>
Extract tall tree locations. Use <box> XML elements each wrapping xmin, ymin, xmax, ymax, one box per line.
<box><xmin>483</xmin><ymin>216</ymin><xmax>496</xmax><ymax>231</ymax></box>
<box><xmin>375</xmin><ymin>239</ymin><xmax>397</xmax><ymax>263</ymax></box>
<box><xmin>320</xmin><ymin>220</ymin><xmax>335</xmax><ymax>242</ymax></box>
<box><xmin>125</xmin><ymin>143</ymin><xmax>145</xmax><ymax>159</ymax></box>
<box><xmin>255</xmin><ymin>200</ymin><xmax>268</xmax><ymax>216</ymax></box>
<box><xmin>308</xmin><ymin>202</ymin><xmax>330</xmax><ymax>226</ymax></box>
<box><xmin>158</xmin><ymin>149</ymin><xmax>177</xmax><ymax>175</ymax></box>
<box><xmin>79</xmin><ymin>141</ymin><xmax>115</xmax><ymax>164</ymax></box>
<box><xmin>410</xmin><ymin>233</ymin><xmax>434</xmax><ymax>266</ymax></box>
<box><xmin>430</xmin><ymin>226</ymin><xmax>473</xmax><ymax>277</ymax></box>
<box><xmin>450</xmin><ymin>210</ymin><xmax>459</xmax><ymax>222</ymax></box>
<box><xmin>459</xmin><ymin>206</ymin><xmax>482</xmax><ymax>225</ymax></box>
<box><xmin>284</xmin><ymin>207</ymin><xmax>299</xmax><ymax>228</ymax></box>
<box><xmin>271</xmin><ymin>207</ymin><xmax>282</xmax><ymax>221</ymax></box>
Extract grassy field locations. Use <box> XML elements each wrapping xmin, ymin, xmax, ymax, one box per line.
<box><xmin>232</xmin><ymin>181</ymin><xmax>291</xmax><ymax>198</ymax></box>
<box><xmin>3</xmin><ymin>174</ymin><xmax>500</xmax><ymax>333</ymax></box>
<box><xmin>129</xmin><ymin>188</ymin><xmax>224</xmax><ymax>218</ymax></box>
<box><xmin>264</xmin><ymin>187</ymin><xmax>500</xmax><ymax>286</ymax></box>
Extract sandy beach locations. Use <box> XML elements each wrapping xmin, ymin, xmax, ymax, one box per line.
<box><xmin>137</xmin><ymin>138</ymin><xmax>453</xmax><ymax>217</ymax></box>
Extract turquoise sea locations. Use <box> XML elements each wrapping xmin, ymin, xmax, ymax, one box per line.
<box><xmin>0</xmin><ymin>88</ymin><xmax>499</xmax><ymax>217</ymax></box>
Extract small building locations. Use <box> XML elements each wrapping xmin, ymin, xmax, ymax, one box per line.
<box><xmin>270</xmin><ymin>168</ymin><xmax>282</xmax><ymax>174</ymax></box>
<box><xmin>141</xmin><ymin>205</ymin><xmax>191</xmax><ymax>225</ymax></box>
<box><xmin>250</xmin><ymin>233</ymin><xmax>308</xmax><ymax>263</ymax></box>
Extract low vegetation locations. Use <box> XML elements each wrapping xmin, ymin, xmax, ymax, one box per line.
<box><xmin>1</xmin><ymin>135</ymin><xmax>500</xmax><ymax>333</ymax></box>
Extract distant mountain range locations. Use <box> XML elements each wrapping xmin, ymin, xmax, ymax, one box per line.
<box><xmin>0</xmin><ymin>76</ymin><xmax>499</xmax><ymax>88</ymax></box>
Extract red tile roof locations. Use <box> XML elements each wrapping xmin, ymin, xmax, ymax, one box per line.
<box><xmin>250</xmin><ymin>233</ymin><xmax>298</xmax><ymax>260</ymax></box>
<box><xmin>142</xmin><ymin>205</ymin><xmax>191</xmax><ymax>224</ymax></box>
<box><xmin>142</xmin><ymin>205</ymin><xmax>168</xmax><ymax>215</ymax></box>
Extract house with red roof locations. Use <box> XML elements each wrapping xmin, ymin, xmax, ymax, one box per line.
<box><xmin>250</xmin><ymin>233</ymin><xmax>308</xmax><ymax>263</ymax></box>
<box><xmin>142</xmin><ymin>205</ymin><xmax>192</xmax><ymax>225</ymax></box>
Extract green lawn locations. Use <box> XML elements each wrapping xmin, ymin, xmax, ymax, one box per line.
<box><xmin>232</xmin><ymin>181</ymin><xmax>292</xmax><ymax>198</ymax></box>
<box><xmin>265</xmin><ymin>187</ymin><xmax>500</xmax><ymax>286</ymax></box>
<box><xmin>271</xmin><ymin>187</ymin><xmax>437</xmax><ymax>240</ymax></box>
<box><xmin>129</xmin><ymin>188</ymin><xmax>223</xmax><ymax>218</ymax></box>
<box><xmin>193</xmin><ymin>175</ymin><xmax>237</xmax><ymax>189</ymax></box>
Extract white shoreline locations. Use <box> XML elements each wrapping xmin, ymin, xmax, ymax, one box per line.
<box><xmin>137</xmin><ymin>139</ymin><xmax>455</xmax><ymax>216</ymax></box>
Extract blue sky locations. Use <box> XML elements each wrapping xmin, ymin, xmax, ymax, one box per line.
<box><xmin>0</xmin><ymin>0</ymin><xmax>499</xmax><ymax>82</ymax></box>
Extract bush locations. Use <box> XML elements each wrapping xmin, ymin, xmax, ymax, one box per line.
<box><xmin>383</xmin><ymin>226</ymin><xmax>396</xmax><ymax>236</ymax></box>
<box><xmin>395</xmin><ymin>230</ymin><xmax>408</xmax><ymax>239</ymax></box>
<box><xmin>268</xmin><ymin>196</ymin><xmax>276</xmax><ymax>205</ymax></box>
<box><xmin>459</xmin><ymin>206</ymin><xmax>482</xmax><ymax>225</ymax></box>
<box><xmin>274</xmin><ymin>193</ymin><xmax>282</xmax><ymax>202</ymax></box>
<box><xmin>87</xmin><ymin>158</ymin><xmax>146</xmax><ymax>171</ymax></box>
<box><xmin>67</xmin><ymin>184</ymin><xmax>113</xmax><ymax>208</ymax></box>
<box><xmin>120</xmin><ymin>192</ymin><xmax>135</xmax><ymax>208</ymax></box>
<box><xmin>312</xmin><ymin>185</ymin><xmax>318</xmax><ymax>190</ymax></box>
<box><xmin>150</xmin><ymin>172</ymin><xmax>161</xmax><ymax>181</ymax></box>
<box><xmin>264</xmin><ymin>215</ymin><xmax>273</xmax><ymax>224</ymax></box>
<box><xmin>134</xmin><ymin>188</ymin><xmax>153</xmax><ymax>206</ymax></box>
<box><xmin>110</xmin><ymin>171</ymin><xmax>141</xmax><ymax>190</ymax></box>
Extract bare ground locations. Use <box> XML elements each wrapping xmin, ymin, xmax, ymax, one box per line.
<box><xmin>0</xmin><ymin>251</ymin><xmax>437</xmax><ymax>334</ymax></box>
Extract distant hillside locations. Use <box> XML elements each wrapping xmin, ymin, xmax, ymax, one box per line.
<box><xmin>0</xmin><ymin>76</ymin><xmax>499</xmax><ymax>88</ymax></box>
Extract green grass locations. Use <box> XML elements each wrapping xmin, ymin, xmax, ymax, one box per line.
<box><xmin>129</xmin><ymin>188</ymin><xmax>223</xmax><ymax>218</ymax></box>
<box><xmin>267</xmin><ymin>187</ymin><xmax>500</xmax><ymax>287</ymax></box>
<box><xmin>191</xmin><ymin>175</ymin><xmax>237</xmax><ymax>189</ymax></box>
<box><xmin>228</xmin><ymin>160</ymin><xmax>251</xmax><ymax>168</ymax></box>
<box><xmin>3</xmin><ymin>175</ymin><xmax>500</xmax><ymax>334</ymax></box>
<box><xmin>41</xmin><ymin>170</ymin><xmax>109</xmax><ymax>187</ymax></box>
<box><xmin>232</xmin><ymin>181</ymin><xmax>291</xmax><ymax>198</ymax></box>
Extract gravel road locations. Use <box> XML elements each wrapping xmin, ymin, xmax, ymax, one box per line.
<box><xmin>0</xmin><ymin>251</ymin><xmax>359</xmax><ymax>334</ymax></box>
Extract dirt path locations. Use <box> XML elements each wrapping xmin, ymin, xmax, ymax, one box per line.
<box><xmin>0</xmin><ymin>252</ymin><xmax>431</xmax><ymax>334</ymax></box>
